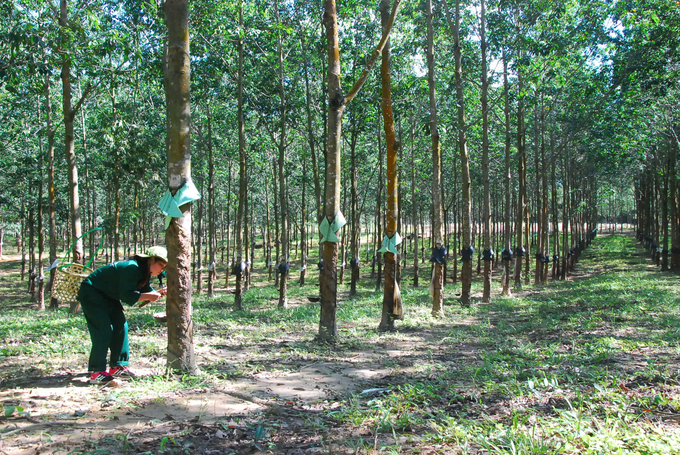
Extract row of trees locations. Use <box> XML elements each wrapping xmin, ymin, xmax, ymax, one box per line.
<box><xmin>1</xmin><ymin>0</ymin><xmax>677</xmax><ymax>372</ymax></box>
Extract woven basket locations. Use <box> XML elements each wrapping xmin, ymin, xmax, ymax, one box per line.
<box><xmin>52</xmin><ymin>263</ymin><xmax>93</xmax><ymax>303</ymax></box>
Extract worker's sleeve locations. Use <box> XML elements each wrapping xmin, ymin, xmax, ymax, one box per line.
<box><xmin>118</xmin><ymin>264</ymin><xmax>144</xmax><ymax>305</ymax></box>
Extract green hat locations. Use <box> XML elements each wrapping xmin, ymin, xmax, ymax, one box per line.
<box><xmin>139</xmin><ymin>246</ymin><xmax>168</xmax><ymax>263</ymax></box>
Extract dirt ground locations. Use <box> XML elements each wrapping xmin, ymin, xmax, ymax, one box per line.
<box><xmin>2</xmin><ymin>233</ymin><xmax>672</xmax><ymax>455</ymax></box>
<box><xmin>0</xmin><ymin>253</ymin><xmax>466</xmax><ymax>455</ymax></box>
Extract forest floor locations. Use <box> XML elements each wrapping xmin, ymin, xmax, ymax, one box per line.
<box><xmin>2</xmin><ymin>231</ymin><xmax>680</xmax><ymax>454</ymax></box>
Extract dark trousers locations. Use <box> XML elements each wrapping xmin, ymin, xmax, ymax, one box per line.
<box><xmin>78</xmin><ymin>283</ymin><xmax>130</xmax><ymax>372</ymax></box>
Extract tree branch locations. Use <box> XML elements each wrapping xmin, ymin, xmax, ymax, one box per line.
<box><xmin>344</xmin><ymin>0</ymin><xmax>402</xmax><ymax>104</ymax></box>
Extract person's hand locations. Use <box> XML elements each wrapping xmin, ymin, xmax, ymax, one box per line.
<box><xmin>140</xmin><ymin>291</ymin><xmax>163</xmax><ymax>303</ymax></box>
<box><xmin>158</xmin><ymin>287</ymin><xmax>168</xmax><ymax>297</ymax></box>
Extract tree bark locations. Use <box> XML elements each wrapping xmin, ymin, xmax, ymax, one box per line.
<box><xmin>275</xmin><ymin>0</ymin><xmax>289</xmax><ymax>309</ymax></box>
<box><xmin>501</xmin><ymin>52</ymin><xmax>512</xmax><ymax>296</ymax></box>
<box><xmin>662</xmin><ymin>148</ymin><xmax>670</xmax><ymax>271</ymax></box>
<box><xmin>514</xmin><ymin>47</ymin><xmax>527</xmax><ymax>288</ymax></box>
<box><xmin>207</xmin><ymin>102</ymin><xmax>216</xmax><ymax>297</ymax></box>
<box><xmin>234</xmin><ymin>0</ymin><xmax>246</xmax><ymax>310</ymax></box>
<box><xmin>196</xmin><ymin>180</ymin><xmax>204</xmax><ymax>294</ymax></box>
<box><xmin>375</xmin><ymin>108</ymin><xmax>383</xmax><ymax>292</ymax></box>
<box><xmin>540</xmin><ymin>99</ymin><xmax>549</xmax><ymax>282</ymax></box>
<box><xmin>379</xmin><ymin>0</ymin><xmax>402</xmax><ymax>331</ymax></box>
<box><xmin>163</xmin><ymin>0</ymin><xmax>196</xmax><ymax>373</ymax></box>
<box><xmin>300</xmin><ymin>152</ymin><xmax>308</xmax><ymax>286</ymax></box>
<box><xmin>427</xmin><ymin>0</ymin><xmax>444</xmax><ymax>316</ymax></box>
<box><xmin>44</xmin><ymin>73</ymin><xmax>60</xmax><ymax>309</ymax></box>
<box><xmin>349</xmin><ymin>117</ymin><xmax>360</xmax><ymax>297</ymax></box>
<box><xmin>319</xmin><ymin>0</ymin><xmax>401</xmax><ymax>342</ymax></box>
<box><xmin>448</xmin><ymin>0</ymin><xmax>473</xmax><ymax>306</ymax></box>
<box><xmin>480</xmin><ymin>0</ymin><xmax>492</xmax><ymax>302</ymax></box>
<box><xmin>272</xmin><ymin>159</ymin><xmax>280</xmax><ymax>289</ymax></box>
<box><xmin>670</xmin><ymin>134</ymin><xmax>678</xmax><ymax>270</ymax></box>
<box><xmin>60</xmin><ymin>0</ymin><xmax>83</xmax><ymax>266</ymax></box>
<box><xmin>561</xmin><ymin>143</ymin><xmax>569</xmax><ymax>280</ymax></box>
<box><xmin>410</xmin><ymin>112</ymin><xmax>419</xmax><ymax>288</ymax></box>
<box><xmin>36</xmin><ymin>102</ymin><xmax>45</xmax><ymax>310</ymax></box>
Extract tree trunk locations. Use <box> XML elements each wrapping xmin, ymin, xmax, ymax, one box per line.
<box><xmin>551</xmin><ymin>136</ymin><xmax>559</xmax><ymax>279</ymax></box>
<box><xmin>21</xmin><ymin>212</ymin><xmax>26</xmax><ymax>281</ymax></box>
<box><xmin>247</xmin><ymin>194</ymin><xmax>253</xmax><ymax>289</ymax></box>
<box><xmin>265</xmin><ymin>175</ymin><xmax>272</xmax><ymax>281</ymax></box>
<box><xmin>300</xmin><ymin>152</ymin><xmax>308</xmax><ymax>286</ymax></box>
<box><xmin>110</xmin><ymin>86</ymin><xmax>122</xmax><ymax>263</ymax></box>
<box><xmin>45</xmin><ymin>73</ymin><xmax>60</xmax><ymax>309</ymax></box>
<box><xmin>234</xmin><ymin>0</ymin><xmax>246</xmax><ymax>310</ymax></box>
<box><xmin>662</xmin><ymin>152</ymin><xmax>669</xmax><ymax>271</ymax></box>
<box><xmin>28</xmin><ymin>189</ymin><xmax>36</xmax><ymax>300</ymax></box>
<box><xmin>319</xmin><ymin>0</ymin><xmax>401</xmax><ymax>342</ymax></box>
<box><xmin>375</xmin><ymin>108</ymin><xmax>383</xmax><ymax>292</ymax></box>
<box><xmin>378</xmin><ymin>0</ymin><xmax>402</xmax><ymax>331</ymax></box>
<box><xmin>449</xmin><ymin>0</ymin><xmax>473</xmax><ymax>306</ymax></box>
<box><xmin>670</xmin><ymin>134</ymin><xmax>679</xmax><ymax>270</ymax></box>
<box><xmin>163</xmin><ymin>0</ymin><xmax>196</xmax><ymax>373</ymax></box>
<box><xmin>534</xmin><ymin>101</ymin><xmax>542</xmax><ymax>284</ymax></box>
<box><xmin>37</xmin><ymin>104</ymin><xmax>45</xmax><ymax>310</ymax></box>
<box><xmin>273</xmin><ymin>159</ymin><xmax>280</xmax><ymax>289</ymax></box>
<box><xmin>275</xmin><ymin>0</ymin><xmax>289</xmax><ymax>309</ymax></box>
<box><xmin>207</xmin><ymin>102</ymin><xmax>216</xmax><ymax>297</ymax></box>
<box><xmin>480</xmin><ymin>0</ymin><xmax>492</xmax><ymax>302</ymax></box>
<box><xmin>427</xmin><ymin>0</ymin><xmax>444</xmax><ymax>316</ymax></box>
<box><xmin>244</xmin><ymin>184</ymin><xmax>251</xmax><ymax>290</ymax></box>
<box><xmin>561</xmin><ymin>144</ymin><xmax>569</xmax><ymax>280</ymax></box>
<box><xmin>196</xmin><ymin>181</ymin><xmax>204</xmax><ymax>295</ymax></box>
<box><xmin>60</xmin><ymin>0</ymin><xmax>83</xmax><ymax>266</ymax></box>
<box><xmin>514</xmin><ymin>47</ymin><xmax>527</xmax><ymax>288</ymax></box>
<box><xmin>501</xmin><ymin>52</ymin><xmax>512</xmax><ymax>296</ymax></box>
<box><xmin>540</xmin><ymin>101</ymin><xmax>549</xmax><ymax>282</ymax></box>
<box><xmin>79</xmin><ymin>83</ymin><xmax>96</xmax><ymax>262</ymax></box>
<box><xmin>303</xmin><ymin>40</ymin><xmax>323</xmax><ymax>243</ymax></box>
<box><xmin>340</xmin><ymin>185</ymin><xmax>347</xmax><ymax>285</ymax></box>
<box><xmin>225</xmin><ymin>161</ymin><xmax>232</xmax><ymax>289</ymax></box>
<box><xmin>349</xmin><ymin>118</ymin><xmax>360</xmax><ymax>297</ymax></box>
<box><xmin>411</xmin><ymin>112</ymin><xmax>419</xmax><ymax>288</ymax></box>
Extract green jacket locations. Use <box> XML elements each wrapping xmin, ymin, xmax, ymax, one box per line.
<box><xmin>83</xmin><ymin>260</ymin><xmax>154</xmax><ymax>305</ymax></box>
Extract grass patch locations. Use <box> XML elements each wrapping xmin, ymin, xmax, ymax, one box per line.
<box><xmin>2</xmin><ymin>233</ymin><xmax>680</xmax><ymax>453</ymax></box>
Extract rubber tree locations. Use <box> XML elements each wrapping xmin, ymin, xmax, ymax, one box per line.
<box><xmin>206</xmin><ymin>102</ymin><xmax>216</xmax><ymax>297</ymax></box>
<box><xmin>234</xmin><ymin>0</ymin><xmax>246</xmax><ymax>311</ymax></box>
<box><xmin>163</xmin><ymin>0</ymin><xmax>196</xmax><ymax>374</ymax></box>
<box><xmin>514</xmin><ymin>46</ymin><xmax>527</xmax><ymax>287</ymax></box>
<box><xmin>44</xmin><ymin>72</ymin><xmax>60</xmax><ymax>309</ymax></box>
<box><xmin>59</xmin><ymin>0</ymin><xmax>87</xmax><ymax>267</ymax></box>
<box><xmin>426</xmin><ymin>0</ymin><xmax>444</xmax><ymax>317</ymax></box>
<box><xmin>275</xmin><ymin>0</ymin><xmax>289</xmax><ymax>309</ymax></box>
<box><xmin>501</xmin><ymin>52</ymin><xmax>512</xmax><ymax>296</ymax></box>
<box><xmin>37</xmin><ymin>103</ymin><xmax>45</xmax><ymax>311</ymax></box>
<box><xmin>348</xmin><ymin>112</ymin><xmax>361</xmax><ymax>297</ymax></box>
<box><xmin>319</xmin><ymin>0</ymin><xmax>401</xmax><ymax>343</ymax></box>
<box><xmin>446</xmin><ymin>0</ymin><xmax>473</xmax><ymax>306</ymax></box>
<box><xmin>378</xmin><ymin>0</ymin><xmax>403</xmax><ymax>332</ymax></box>
<box><xmin>410</xmin><ymin>111</ymin><xmax>419</xmax><ymax>288</ymax></box>
<box><xmin>480</xmin><ymin>0</ymin><xmax>492</xmax><ymax>302</ymax></box>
